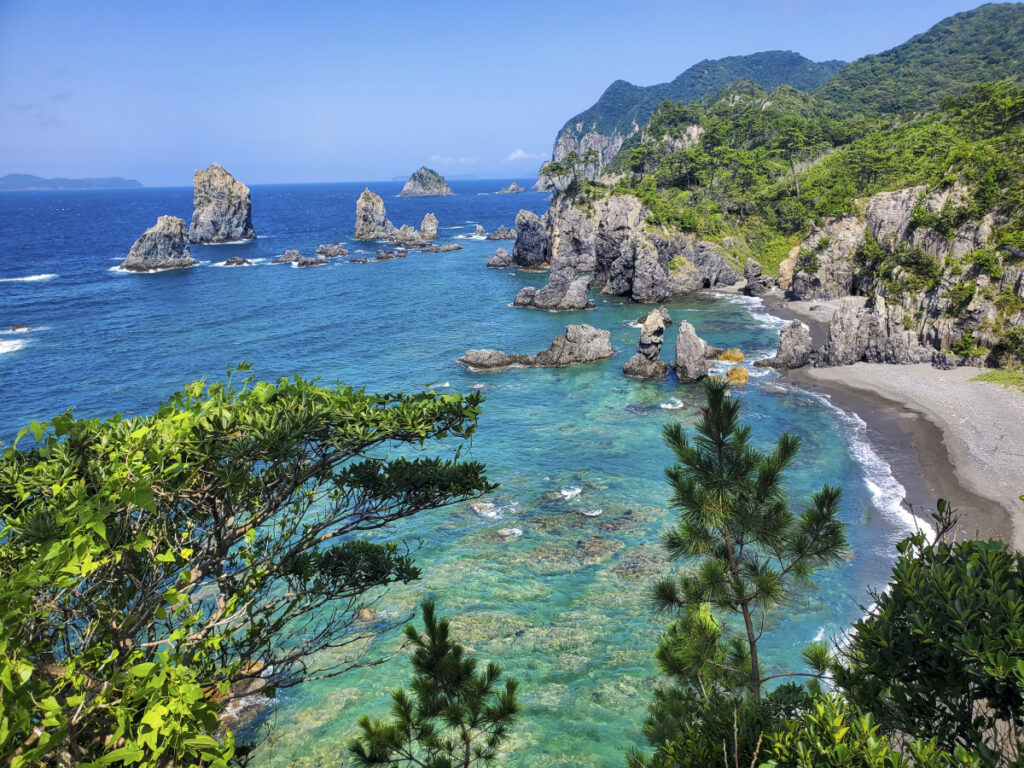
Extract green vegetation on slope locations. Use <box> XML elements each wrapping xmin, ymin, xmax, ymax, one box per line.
<box><xmin>555</xmin><ymin>51</ymin><xmax>846</xmax><ymax>152</ymax></box>
<box><xmin>818</xmin><ymin>3</ymin><xmax>1024</xmax><ymax>114</ymax></box>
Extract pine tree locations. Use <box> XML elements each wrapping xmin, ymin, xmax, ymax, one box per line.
<box><xmin>653</xmin><ymin>378</ymin><xmax>847</xmax><ymax>702</ymax></box>
<box><xmin>350</xmin><ymin>600</ymin><xmax>520</xmax><ymax>768</ymax></box>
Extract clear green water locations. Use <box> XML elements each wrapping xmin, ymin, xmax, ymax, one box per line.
<box><xmin>0</xmin><ymin>184</ymin><xmax>917</xmax><ymax>767</ymax></box>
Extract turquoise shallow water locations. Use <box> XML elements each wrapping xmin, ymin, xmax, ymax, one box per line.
<box><xmin>0</xmin><ymin>182</ymin><xmax>916</xmax><ymax>767</ymax></box>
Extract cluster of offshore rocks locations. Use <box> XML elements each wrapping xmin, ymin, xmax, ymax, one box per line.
<box><xmin>459</xmin><ymin>309</ymin><xmax>812</xmax><ymax>382</ymax></box>
<box><xmin>119</xmin><ymin>164</ymin><xmax>472</xmax><ymax>273</ymax></box>
<box><xmin>120</xmin><ymin>163</ymin><xmax>259</xmax><ymax>272</ymax></box>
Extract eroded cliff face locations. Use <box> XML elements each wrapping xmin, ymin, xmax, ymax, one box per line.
<box><xmin>188</xmin><ymin>163</ymin><xmax>256</xmax><ymax>244</ymax></box>
<box><xmin>553</xmin><ymin>127</ymin><xmax>631</xmax><ymax>167</ymax></box>
<box><xmin>509</xmin><ymin>193</ymin><xmax>737</xmax><ymax>311</ymax></box>
<box><xmin>793</xmin><ymin>184</ymin><xmax>1024</xmax><ymax>367</ymax></box>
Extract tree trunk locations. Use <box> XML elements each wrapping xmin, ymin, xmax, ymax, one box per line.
<box><xmin>741</xmin><ymin>602</ymin><xmax>761</xmax><ymax>703</ymax></box>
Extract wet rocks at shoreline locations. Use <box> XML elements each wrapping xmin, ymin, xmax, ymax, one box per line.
<box><xmin>460</xmin><ymin>324</ymin><xmax>614</xmax><ymax>370</ymax></box>
<box><xmin>513</xmin><ymin>269</ymin><xmax>594</xmax><ymax>311</ymax></box>
<box><xmin>485</xmin><ymin>225</ymin><xmax>516</xmax><ymax>240</ymax></box>
<box><xmin>121</xmin><ymin>216</ymin><xmax>197</xmax><ymax>272</ymax></box>
<box><xmin>755</xmin><ymin>320</ymin><xmax>812</xmax><ymax>369</ymax></box>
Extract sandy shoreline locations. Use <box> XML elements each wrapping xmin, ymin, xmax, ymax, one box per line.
<box><xmin>736</xmin><ymin>288</ymin><xmax>1024</xmax><ymax>550</ymax></box>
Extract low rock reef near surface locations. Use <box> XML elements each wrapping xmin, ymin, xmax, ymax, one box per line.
<box><xmin>354</xmin><ymin>189</ymin><xmax>438</xmax><ymax>243</ymax></box>
<box><xmin>188</xmin><ymin>163</ymin><xmax>257</xmax><ymax>244</ymax></box>
<box><xmin>121</xmin><ymin>216</ymin><xmax>197</xmax><ymax>272</ymax></box>
<box><xmin>460</xmin><ymin>324</ymin><xmax>615</xmax><ymax>370</ymax></box>
<box><xmin>399</xmin><ymin>166</ymin><xmax>453</xmax><ymax>197</ymax></box>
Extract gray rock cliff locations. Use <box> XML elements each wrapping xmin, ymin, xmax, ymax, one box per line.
<box><xmin>121</xmin><ymin>216</ymin><xmax>197</xmax><ymax>272</ymax></box>
<box><xmin>672</xmin><ymin>320</ymin><xmax>710</xmax><ymax>383</ymax></box>
<box><xmin>755</xmin><ymin>320</ymin><xmax>812</xmax><ymax>369</ymax></box>
<box><xmin>188</xmin><ymin>163</ymin><xmax>256</xmax><ymax>244</ymax></box>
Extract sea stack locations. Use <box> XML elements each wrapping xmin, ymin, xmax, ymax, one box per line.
<box><xmin>188</xmin><ymin>163</ymin><xmax>256</xmax><ymax>244</ymax></box>
<box><xmin>672</xmin><ymin>321</ymin><xmax>710</xmax><ymax>383</ymax></box>
<box><xmin>121</xmin><ymin>216</ymin><xmax>197</xmax><ymax>272</ymax></box>
<box><xmin>354</xmin><ymin>188</ymin><xmax>398</xmax><ymax>240</ymax></box>
<box><xmin>399</xmin><ymin>167</ymin><xmax>453</xmax><ymax>197</ymax></box>
<box><xmin>622</xmin><ymin>310</ymin><xmax>669</xmax><ymax>378</ymax></box>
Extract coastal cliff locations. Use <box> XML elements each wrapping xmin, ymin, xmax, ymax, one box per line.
<box><xmin>509</xmin><ymin>193</ymin><xmax>737</xmax><ymax>310</ymax></box>
<box><xmin>188</xmin><ymin>163</ymin><xmax>256</xmax><ymax>244</ymax></box>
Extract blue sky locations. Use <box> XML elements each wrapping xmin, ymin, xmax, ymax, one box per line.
<box><xmin>0</xmin><ymin>0</ymin><xmax>1000</xmax><ymax>185</ymax></box>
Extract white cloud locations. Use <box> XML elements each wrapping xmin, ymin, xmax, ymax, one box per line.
<box><xmin>505</xmin><ymin>149</ymin><xmax>547</xmax><ymax>162</ymax></box>
<box><xmin>429</xmin><ymin>154</ymin><xmax>476</xmax><ymax>165</ymax></box>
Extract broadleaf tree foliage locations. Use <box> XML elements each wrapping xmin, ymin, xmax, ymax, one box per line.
<box><xmin>0</xmin><ymin>367</ymin><xmax>495</xmax><ymax>767</ymax></box>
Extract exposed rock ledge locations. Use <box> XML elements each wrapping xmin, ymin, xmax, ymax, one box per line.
<box><xmin>399</xmin><ymin>167</ymin><xmax>453</xmax><ymax>197</ymax></box>
<box><xmin>121</xmin><ymin>216</ymin><xmax>197</xmax><ymax>272</ymax></box>
<box><xmin>354</xmin><ymin>189</ymin><xmax>437</xmax><ymax>242</ymax></box>
<box><xmin>188</xmin><ymin>163</ymin><xmax>256</xmax><ymax>244</ymax></box>
<box><xmin>509</xmin><ymin>194</ymin><xmax>737</xmax><ymax>307</ymax></box>
<box><xmin>460</xmin><ymin>324</ymin><xmax>614</xmax><ymax>370</ymax></box>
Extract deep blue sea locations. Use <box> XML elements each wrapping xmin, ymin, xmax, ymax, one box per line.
<box><xmin>0</xmin><ymin>181</ymin><xmax>920</xmax><ymax>767</ymax></box>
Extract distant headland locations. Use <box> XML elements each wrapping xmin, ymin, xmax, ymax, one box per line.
<box><xmin>0</xmin><ymin>173</ymin><xmax>143</xmax><ymax>191</ymax></box>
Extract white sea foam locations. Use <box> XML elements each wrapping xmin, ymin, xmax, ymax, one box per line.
<box><xmin>560</xmin><ymin>487</ymin><xmax>582</xmax><ymax>500</ymax></box>
<box><xmin>659</xmin><ymin>398</ymin><xmax>686</xmax><ymax>410</ymax></box>
<box><xmin>0</xmin><ymin>273</ymin><xmax>57</xmax><ymax>283</ymax></box>
<box><xmin>816</xmin><ymin>394</ymin><xmax>935</xmax><ymax>542</ymax></box>
<box><xmin>708</xmin><ymin>291</ymin><xmax>788</xmax><ymax>329</ymax></box>
<box><xmin>0</xmin><ymin>339</ymin><xmax>27</xmax><ymax>355</ymax></box>
<box><xmin>470</xmin><ymin>502</ymin><xmax>502</xmax><ymax>519</ymax></box>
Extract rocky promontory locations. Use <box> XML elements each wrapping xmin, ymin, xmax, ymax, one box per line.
<box><xmin>355</xmin><ymin>189</ymin><xmax>438</xmax><ymax>242</ymax></box>
<box><xmin>497</xmin><ymin>182</ymin><xmax>525</xmax><ymax>194</ymax></box>
<box><xmin>399</xmin><ymin>167</ymin><xmax>453</xmax><ymax>197</ymax></box>
<box><xmin>121</xmin><ymin>216</ymin><xmax>197</xmax><ymax>272</ymax></box>
<box><xmin>460</xmin><ymin>324</ymin><xmax>614</xmax><ymax>370</ymax></box>
<box><xmin>509</xmin><ymin>194</ymin><xmax>737</xmax><ymax>307</ymax></box>
<box><xmin>188</xmin><ymin>163</ymin><xmax>256</xmax><ymax>244</ymax></box>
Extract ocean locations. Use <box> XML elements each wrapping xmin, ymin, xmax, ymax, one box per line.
<box><xmin>0</xmin><ymin>180</ymin><xmax>919</xmax><ymax>766</ymax></box>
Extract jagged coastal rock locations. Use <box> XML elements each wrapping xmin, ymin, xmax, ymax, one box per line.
<box><xmin>224</xmin><ymin>256</ymin><xmax>252</xmax><ymax>267</ymax></box>
<box><xmin>755</xmin><ymin>320</ymin><xmax>813</xmax><ymax>369</ymax></box>
<box><xmin>672</xmin><ymin>321</ymin><xmax>710</xmax><ymax>383</ymax></box>
<box><xmin>316</xmin><ymin>243</ymin><xmax>348</xmax><ymax>259</ymax></box>
<box><xmin>354</xmin><ymin>189</ymin><xmax>437</xmax><ymax>242</ymax></box>
<box><xmin>188</xmin><ymin>163</ymin><xmax>256</xmax><ymax>244</ymax></box>
<box><xmin>272</xmin><ymin>249</ymin><xmax>302</xmax><ymax>264</ymax></box>
<box><xmin>473</xmin><ymin>224</ymin><xmax>487</xmax><ymax>236</ymax></box>
<box><xmin>399</xmin><ymin>167</ymin><xmax>453</xmax><ymax>197</ymax></box>
<box><xmin>487</xmin><ymin>248</ymin><xmax>511</xmax><ymax>268</ymax></box>
<box><xmin>513</xmin><ymin>269</ymin><xmax>594</xmax><ymax>311</ymax></box>
<box><xmin>817</xmin><ymin>297</ymin><xmax>933</xmax><ymax>367</ymax></box>
<box><xmin>511</xmin><ymin>210</ymin><xmax>550</xmax><ymax>269</ymax></box>
<box><xmin>497</xmin><ymin>182</ymin><xmax>525</xmax><ymax>194</ymax></box>
<box><xmin>634</xmin><ymin>307</ymin><xmax>672</xmax><ymax>327</ymax></box>
<box><xmin>486</xmin><ymin>225</ymin><xmax>516</xmax><ymax>241</ymax></box>
<box><xmin>510</xmin><ymin>194</ymin><xmax>737</xmax><ymax>306</ymax></box>
<box><xmin>420</xmin><ymin>213</ymin><xmax>438</xmax><ymax>240</ymax></box>
<box><xmin>121</xmin><ymin>216</ymin><xmax>197</xmax><ymax>272</ymax></box>
<box><xmin>354</xmin><ymin>189</ymin><xmax>397</xmax><ymax>240</ymax></box>
<box><xmin>460</xmin><ymin>324</ymin><xmax>614</xmax><ymax>370</ymax></box>
<box><xmin>742</xmin><ymin>258</ymin><xmax>771</xmax><ymax>297</ymax></box>
<box><xmin>622</xmin><ymin>310</ymin><xmax>669</xmax><ymax>378</ymax></box>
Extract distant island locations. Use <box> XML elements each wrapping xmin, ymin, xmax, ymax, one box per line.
<box><xmin>0</xmin><ymin>173</ymin><xmax>143</xmax><ymax>191</ymax></box>
<box><xmin>398</xmin><ymin>167</ymin><xmax>453</xmax><ymax>197</ymax></box>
